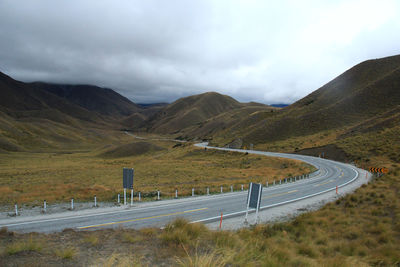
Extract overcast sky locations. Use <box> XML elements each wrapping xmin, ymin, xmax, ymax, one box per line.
<box><xmin>1</xmin><ymin>0</ymin><xmax>399</xmax><ymax>104</ymax></box>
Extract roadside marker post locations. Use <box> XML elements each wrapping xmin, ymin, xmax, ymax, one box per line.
<box><xmin>94</xmin><ymin>195</ymin><xmax>97</xmax><ymax>207</ymax></box>
<box><xmin>138</xmin><ymin>192</ymin><xmax>141</xmax><ymax>201</ymax></box>
<box><xmin>219</xmin><ymin>212</ymin><xmax>223</xmax><ymax>229</ymax></box>
<box><xmin>157</xmin><ymin>190</ymin><xmax>160</xmax><ymax>200</ymax></box>
<box><xmin>220</xmin><ymin>186</ymin><xmax>223</xmax><ymax>193</ymax></box>
<box><xmin>43</xmin><ymin>200</ymin><xmax>47</xmax><ymax>213</ymax></box>
<box><xmin>279</xmin><ymin>180</ymin><xmax>281</xmax><ymax>185</ymax></box>
<box><xmin>241</xmin><ymin>184</ymin><xmax>244</xmax><ymax>191</ymax></box>
<box><xmin>231</xmin><ymin>185</ymin><xmax>233</xmax><ymax>192</ymax></box>
<box><xmin>117</xmin><ymin>194</ymin><xmax>120</xmax><ymax>204</ymax></box>
<box><xmin>15</xmin><ymin>203</ymin><xmax>18</xmax><ymax>216</ymax></box>
<box><xmin>175</xmin><ymin>189</ymin><xmax>178</xmax><ymax>198</ymax></box>
<box><xmin>71</xmin><ymin>198</ymin><xmax>74</xmax><ymax>210</ymax></box>
<box><xmin>266</xmin><ymin>181</ymin><xmax>268</xmax><ymax>187</ymax></box>
<box><xmin>336</xmin><ymin>186</ymin><xmax>338</xmax><ymax>195</ymax></box>
<box><xmin>273</xmin><ymin>180</ymin><xmax>275</xmax><ymax>186</ymax></box>
<box><xmin>207</xmin><ymin>187</ymin><xmax>210</xmax><ymax>195</ymax></box>
<box><xmin>192</xmin><ymin>188</ymin><xmax>195</xmax><ymax>197</ymax></box>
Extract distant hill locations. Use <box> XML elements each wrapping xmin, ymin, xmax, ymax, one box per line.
<box><xmin>0</xmin><ymin>71</ymin><xmax>144</xmax><ymax>151</ymax></box>
<box><xmin>30</xmin><ymin>82</ymin><xmax>141</xmax><ymax>117</ymax></box>
<box><xmin>143</xmin><ymin>92</ymin><xmax>244</xmax><ymax>134</ymax></box>
<box><xmin>0</xmin><ymin>72</ymin><xmax>102</xmax><ymax>124</ymax></box>
<box><xmin>270</xmin><ymin>104</ymin><xmax>289</xmax><ymax>108</ymax></box>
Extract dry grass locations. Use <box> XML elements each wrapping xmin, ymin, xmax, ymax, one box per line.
<box><xmin>0</xmin><ymin>139</ymin><xmax>313</xmax><ymax>205</ymax></box>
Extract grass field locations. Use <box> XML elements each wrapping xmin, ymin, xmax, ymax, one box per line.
<box><xmin>0</xmin><ymin>134</ymin><xmax>313</xmax><ymax>206</ymax></box>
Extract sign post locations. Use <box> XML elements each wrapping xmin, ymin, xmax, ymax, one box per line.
<box><xmin>123</xmin><ymin>168</ymin><xmax>134</xmax><ymax>206</ymax></box>
<box><xmin>245</xmin><ymin>182</ymin><xmax>263</xmax><ymax>224</ymax></box>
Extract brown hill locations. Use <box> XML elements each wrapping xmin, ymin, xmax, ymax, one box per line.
<box><xmin>143</xmin><ymin>92</ymin><xmax>245</xmax><ymax>134</ymax></box>
<box><xmin>0</xmin><ymin>72</ymin><xmax>102</xmax><ymax>124</ymax></box>
<box><xmin>0</xmin><ymin>71</ymin><xmax>143</xmax><ymax>151</ymax></box>
<box><xmin>208</xmin><ymin>54</ymin><xmax>400</xmax><ymax>147</ymax></box>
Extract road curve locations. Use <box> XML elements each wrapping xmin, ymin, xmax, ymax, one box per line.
<box><xmin>0</xmin><ymin>143</ymin><xmax>364</xmax><ymax>233</ymax></box>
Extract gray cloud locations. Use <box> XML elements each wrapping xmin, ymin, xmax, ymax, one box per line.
<box><xmin>1</xmin><ymin>0</ymin><xmax>400</xmax><ymax>104</ymax></box>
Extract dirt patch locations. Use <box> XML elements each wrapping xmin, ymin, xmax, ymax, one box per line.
<box><xmin>294</xmin><ymin>144</ymin><xmax>350</xmax><ymax>162</ymax></box>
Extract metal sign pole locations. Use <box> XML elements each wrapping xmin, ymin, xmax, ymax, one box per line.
<box><xmin>124</xmin><ymin>188</ymin><xmax>127</xmax><ymax>205</ymax></box>
<box><xmin>255</xmin><ymin>184</ymin><xmax>262</xmax><ymax>224</ymax></box>
<box><xmin>245</xmin><ymin>183</ymin><xmax>252</xmax><ymax>223</ymax></box>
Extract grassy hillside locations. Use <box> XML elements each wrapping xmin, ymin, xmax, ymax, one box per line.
<box><xmin>0</xmin><ymin>71</ymin><xmax>146</xmax><ymax>152</ymax></box>
<box><xmin>137</xmin><ymin>92</ymin><xmax>276</xmax><ymax>142</ymax></box>
<box><xmin>208</xmin><ymin>54</ymin><xmax>400</xmax><ymax>148</ymax></box>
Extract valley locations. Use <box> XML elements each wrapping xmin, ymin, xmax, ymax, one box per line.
<box><xmin>0</xmin><ymin>54</ymin><xmax>399</xmax><ymax>266</ymax></box>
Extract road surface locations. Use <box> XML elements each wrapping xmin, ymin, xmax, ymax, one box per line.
<box><xmin>0</xmin><ymin>143</ymin><xmax>363</xmax><ymax>233</ymax></box>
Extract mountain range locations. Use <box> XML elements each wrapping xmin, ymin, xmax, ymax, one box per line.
<box><xmin>1</xmin><ymin>54</ymin><xmax>399</xmax><ymax>161</ymax></box>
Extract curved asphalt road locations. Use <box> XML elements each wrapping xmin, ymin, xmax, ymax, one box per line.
<box><xmin>0</xmin><ymin>143</ymin><xmax>363</xmax><ymax>233</ymax></box>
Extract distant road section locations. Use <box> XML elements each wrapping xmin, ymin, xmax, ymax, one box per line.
<box><xmin>0</xmin><ymin>143</ymin><xmax>365</xmax><ymax>233</ymax></box>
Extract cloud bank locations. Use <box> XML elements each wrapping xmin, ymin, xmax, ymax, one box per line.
<box><xmin>1</xmin><ymin>0</ymin><xmax>399</xmax><ymax>104</ymax></box>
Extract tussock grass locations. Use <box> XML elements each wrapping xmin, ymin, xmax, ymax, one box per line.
<box><xmin>5</xmin><ymin>237</ymin><xmax>43</xmax><ymax>255</ymax></box>
<box><xmin>55</xmin><ymin>246</ymin><xmax>76</xmax><ymax>259</ymax></box>
<box><xmin>83</xmin><ymin>234</ymin><xmax>100</xmax><ymax>246</ymax></box>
